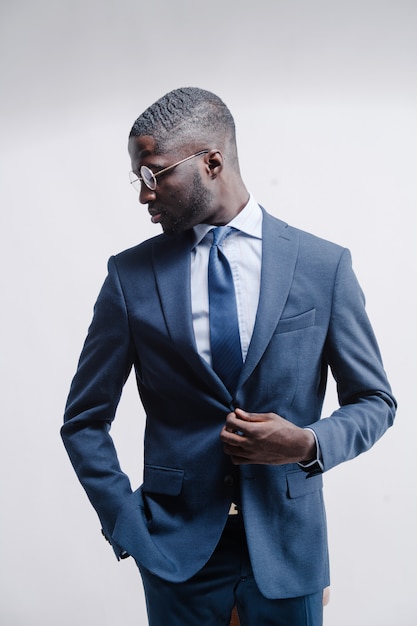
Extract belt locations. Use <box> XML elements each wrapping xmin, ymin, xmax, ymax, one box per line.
<box><xmin>228</xmin><ymin>502</ymin><xmax>240</xmax><ymax>516</ymax></box>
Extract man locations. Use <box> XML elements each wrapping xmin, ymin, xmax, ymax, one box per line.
<box><xmin>61</xmin><ymin>87</ymin><xmax>396</xmax><ymax>626</ymax></box>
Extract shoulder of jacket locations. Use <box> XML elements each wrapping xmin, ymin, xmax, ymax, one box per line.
<box><xmin>262</xmin><ymin>207</ymin><xmax>348</xmax><ymax>263</ymax></box>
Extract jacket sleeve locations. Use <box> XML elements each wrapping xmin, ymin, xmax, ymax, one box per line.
<box><xmin>309</xmin><ymin>248</ymin><xmax>396</xmax><ymax>471</ymax></box>
<box><xmin>61</xmin><ymin>256</ymin><xmax>135</xmax><ymax>557</ymax></box>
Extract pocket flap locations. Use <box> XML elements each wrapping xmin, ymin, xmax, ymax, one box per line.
<box><xmin>286</xmin><ymin>470</ymin><xmax>323</xmax><ymax>498</ymax></box>
<box><xmin>275</xmin><ymin>308</ymin><xmax>316</xmax><ymax>334</ymax></box>
<box><xmin>143</xmin><ymin>465</ymin><xmax>184</xmax><ymax>496</ymax></box>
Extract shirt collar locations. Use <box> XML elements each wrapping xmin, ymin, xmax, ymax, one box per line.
<box><xmin>192</xmin><ymin>194</ymin><xmax>263</xmax><ymax>248</ymax></box>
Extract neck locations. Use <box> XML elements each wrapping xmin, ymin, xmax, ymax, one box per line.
<box><xmin>209</xmin><ymin>177</ymin><xmax>249</xmax><ymax>226</ymax></box>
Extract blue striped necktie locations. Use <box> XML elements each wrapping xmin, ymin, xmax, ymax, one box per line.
<box><xmin>208</xmin><ymin>226</ymin><xmax>243</xmax><ymax>393</ymax></box>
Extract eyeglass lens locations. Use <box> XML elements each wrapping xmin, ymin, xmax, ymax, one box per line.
<box><xmin>140</xmin><ymin>166</ymin><xmax>156</xmax><ymax>190</ymax></box>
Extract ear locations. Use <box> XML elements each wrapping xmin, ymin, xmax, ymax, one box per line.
<box><xmin>205</xmin><ymin>149</ymin><xmax>223</xmax><ymax>179</ymax></box>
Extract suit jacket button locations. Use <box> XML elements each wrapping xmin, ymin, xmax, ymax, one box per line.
<box><xmin>224</xmin><ymin>475</ymin><xmax>234</xmax><ymax>487</ymax></box>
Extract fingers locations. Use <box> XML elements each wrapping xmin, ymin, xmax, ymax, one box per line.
<box><xmin>221</xmin><ymin>423</ymin><xmax>246</xmax><ymax>443</ymax></box>
<box><xmin>221</xmin><ymin>409</ymin><xmax>283</xmax><ymax>465</ymax></box>
<box><xmin>221</xmin><ymin>420</ymin><xmax>253</xmax><ymax>464</ymax></box>
<box><xmin>234</xmin><ymin>408</ymin><xmax>264</xmax><ymax>422</ymax></box>
<box><xmin>224</xmin><ymin>409</ymin><xmax>276</xmax><ymax>437</ymax></box>
<box><xmin>224</xmin><ymin>412</ymin><xmax>245</xmax><ymax>436</ymax></box>
<box><xmin>223</xmin><ymin>409</ymin><xmax>273</xmax><ymax>442</ymax></box>
<box><xmin>230</xmin><ymin>454</ymin><xmax>253</xmax><ymax>465</ymax></box>
<box><xmin>234</xmin><ymin>408</ymin><xmax>280</xmax><ymax>423</ymax></box>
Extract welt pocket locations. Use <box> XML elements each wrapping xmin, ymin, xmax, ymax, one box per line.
<box><xmin>286</xmin><ymin>470</ymin><xmax>323</xmax><ymax>498</ymax></box>
<box><xmin>143</xmin><ymin>465</ymin><xmax>184</xmax><ymax>496</ymax></box>
<box><xmin>274</xmin><ymin>308</ymin><xmax>316</xmax><ymax>334</ymax></box>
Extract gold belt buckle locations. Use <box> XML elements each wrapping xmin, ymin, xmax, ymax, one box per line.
<box><xmin>228</xmin><ymin>502</ymin><xmax>239</xmax><ymax>516</ymax></box>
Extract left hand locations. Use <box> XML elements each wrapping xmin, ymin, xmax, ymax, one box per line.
<box><xmin>220</xmin><ymin>408</ymin><xmax>316</xmax><ymax>465</ymax></box>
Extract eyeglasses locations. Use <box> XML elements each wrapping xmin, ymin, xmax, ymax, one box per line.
<box><xmin>129</xmin><ymin>150</ymin><xmax>209</xmax><ymax>191</ymax></box>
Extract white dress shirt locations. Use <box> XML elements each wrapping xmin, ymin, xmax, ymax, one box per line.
<box><xmin>191</xmin><ymin>195</ymin><xmax>262</xmax><ymax>366</ymax></box>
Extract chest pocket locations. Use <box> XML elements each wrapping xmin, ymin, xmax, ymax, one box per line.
<box><xmin>274</xmin><ymin>308</ymin><xmax>316</xmax><ymax>334</ymax></box>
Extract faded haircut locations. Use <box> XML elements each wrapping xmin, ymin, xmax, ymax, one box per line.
<box><xmin>129</xmin><ymin>87</ymin><xmax>238</xmax><ymax>162</ymax></box>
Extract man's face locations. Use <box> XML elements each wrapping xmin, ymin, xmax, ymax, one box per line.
<box><xmin>128</xmin><ymin>135</ymin><xmax>215</xmax><ymax>235</ymax></box>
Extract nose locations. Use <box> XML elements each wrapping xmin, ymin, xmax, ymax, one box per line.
<box><xmin>139</xmin><ymin>182</ymin><xmax>156</xmax><ymax>205</ymax></box>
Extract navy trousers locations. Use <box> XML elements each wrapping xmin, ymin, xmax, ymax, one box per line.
<box><xmin>139</xmin><ymin>515</ymin><xmax>323</xmax><ymax>626</ymax></box>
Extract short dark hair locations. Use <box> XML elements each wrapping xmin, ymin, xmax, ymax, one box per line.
<box><xmin>129</xmin><ymin>87</ymin><xmax>237</xmax><ymax>159</ymax></box>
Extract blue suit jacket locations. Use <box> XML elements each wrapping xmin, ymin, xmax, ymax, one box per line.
<box><xmin>62</xmin><ymin>209</ymin><xmax>396</xmax><ymax>599</ymax></box>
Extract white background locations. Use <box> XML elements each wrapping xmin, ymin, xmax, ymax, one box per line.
<box><xmin>1</xmin><ymin>1</ymin><xmax>416</xmax><ymax>624</ymax></box>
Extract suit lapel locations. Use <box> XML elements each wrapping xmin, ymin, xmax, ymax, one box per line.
<box><xmin>152</xmin><ymin>232</ymin><xmax>194</xmax><ymax>346</ymax></box>
<box><xmin>238</xmin><ymin>210</ymin><xmax>299</xmax><ymax>388</ymax></box>
<box><xmin>152</xmin><ymin>232</ymin><xmax>230</xmax><ymax>399</ymax></box>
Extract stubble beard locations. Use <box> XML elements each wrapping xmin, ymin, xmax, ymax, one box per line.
<box><xmin>162</xmin><ymin>172</ymin><xmax>214</xmax><ymax>236</ymax></box>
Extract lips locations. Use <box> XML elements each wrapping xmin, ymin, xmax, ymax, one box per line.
<box><xmin>148</xmin><ymin>206</ymin><xmax>165</xmax><ymax>224</ymax></box>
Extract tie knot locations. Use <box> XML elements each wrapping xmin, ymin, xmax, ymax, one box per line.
<box><xmin>211</xmin><ymin>226</ymin><xmax>232</xmax><ymax>248</ymax></box>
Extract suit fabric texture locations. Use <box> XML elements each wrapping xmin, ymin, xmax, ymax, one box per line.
<box><xmin>62</xmin><ymin>208</ymin><xmax>396</xmax><ymax>599</ymax></box>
